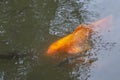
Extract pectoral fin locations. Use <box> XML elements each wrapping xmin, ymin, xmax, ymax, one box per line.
<box><xmin>67</xmin><ymin>46</ymin><xmax>82</xmax><ymax>54</ymax></box>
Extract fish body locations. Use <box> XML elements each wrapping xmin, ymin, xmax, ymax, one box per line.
<box><xmin>47</xmin><ymin>16</ymin><xmax>112</xmax><ymax>55</ymax></box>
<box><xmin>47</xmin><ymin>25</ymin><xmax>92</xmax><ymax>54</ymax></box>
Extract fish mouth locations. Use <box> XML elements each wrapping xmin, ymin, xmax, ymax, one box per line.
<box><xmin>47</xmin><ymin>49</ymin><xmax>57</xmax><ymax>55</ymax></box>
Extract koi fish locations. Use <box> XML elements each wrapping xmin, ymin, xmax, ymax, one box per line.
<box><xmin>47</xmin><ymin>16</ymin><xmax>112</xmax><ymax>55</ymax></box>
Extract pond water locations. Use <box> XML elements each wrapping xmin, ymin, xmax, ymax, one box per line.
<box><xmin>0</xmin><ymin>0</ymin><xmax>120</xmax><ymax>80</ymax></box>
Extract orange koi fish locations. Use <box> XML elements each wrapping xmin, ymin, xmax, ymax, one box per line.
<box><xmin>47</xmin><ymin>16</ymin><xmax>112</xmax><ymax>55</ymax></box>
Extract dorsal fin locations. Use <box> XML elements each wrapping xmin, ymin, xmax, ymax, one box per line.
<box><xmin>73</xmin><ymin>24</ymin><xmax>84</xmax><ymax>33</ymax></box>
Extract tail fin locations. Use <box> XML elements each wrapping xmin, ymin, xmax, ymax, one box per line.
<box><xmin>90</xmin><ymin>15</ymin><xmax>112</xmax><ymax>31</ymax></box>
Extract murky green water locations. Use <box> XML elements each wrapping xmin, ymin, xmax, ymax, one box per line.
<box><xmin>0</xmin><ymin>0</ymin><xmax>120</xmax><ymax>80</ymax></box>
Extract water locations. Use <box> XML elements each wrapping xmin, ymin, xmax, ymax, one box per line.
<box><xmin>0</xmin><ymin>0</ymin><xmax>120</xmax><ymax>80</ymax></box>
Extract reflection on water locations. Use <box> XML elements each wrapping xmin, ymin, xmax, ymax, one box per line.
<box><xmin>71</xmin><ymin>62</ymin><xmax>91</xmax><ymax>80</ymax></box>
<box><xmin>49</xmin><ymin>0</ymin><xmax>98</xmax><ymax>36</ymax></box>
<box><xmin>0</xmin><ymin>0</ymin><xmax>120</xmax><ymax>80</ymax></box>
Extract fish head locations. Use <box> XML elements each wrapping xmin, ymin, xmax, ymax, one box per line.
<box><xmin>47</xmin><ymin>34</ymin><xmax>74</xmax><ymax>55</ymax></box>
<box><xmin>47</xmin><ymin>43</ymin><xmax>60</xmax><ymax>55</ymax></box>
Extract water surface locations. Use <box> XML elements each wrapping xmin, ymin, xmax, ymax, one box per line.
<box><xmin>0</xmin><ymin>0</ymin><xmax>120</xmax><ymax>80</ymax></box>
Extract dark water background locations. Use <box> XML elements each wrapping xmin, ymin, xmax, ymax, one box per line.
<box><xmin>0</xmin><ymin>0</ymin><xmax>120</xmax><ymax>80</ymax></box>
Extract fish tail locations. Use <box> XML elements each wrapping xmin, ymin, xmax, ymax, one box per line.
<box><xmin>90</xmin><ymin>15</ymin><xmax>112</xmax><ymax>31</ymax></box>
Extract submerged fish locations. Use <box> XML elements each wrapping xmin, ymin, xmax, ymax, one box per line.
<box><xmin>47</xmin><ymin>16</ymin><xmax>112</xmax><ymax>55</ymax></box>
